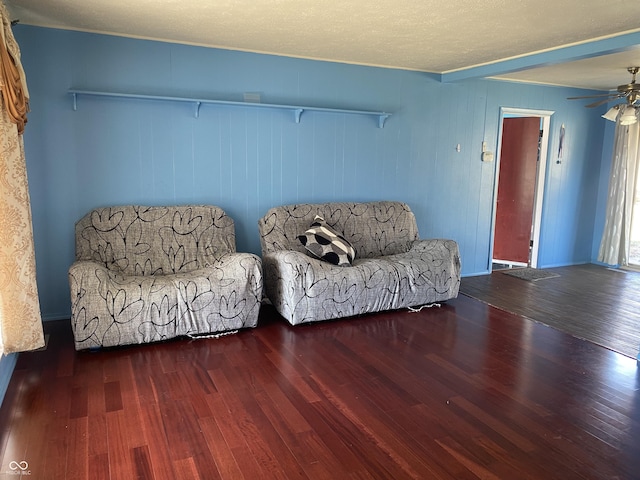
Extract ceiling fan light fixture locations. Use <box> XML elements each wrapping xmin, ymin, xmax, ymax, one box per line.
<box><xmin>619</xmin><ymin>105</ymin><xmax>638</xmax><ymax>125</ymax></box>
<box><xmin>602</xmin><ymin>105</ymin><xmax>620</xmax><ymax>122</ymax></box>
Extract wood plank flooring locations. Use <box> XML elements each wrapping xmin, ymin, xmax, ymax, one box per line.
<box><xmin>460</xmin><ymin>263</ymin><xmax>640</xmax><ymax>359</ymax></box>
<box><xmin>1</xmin><ymin>287</ymin><xmax>639</xmax><ymax>479</ymax></box>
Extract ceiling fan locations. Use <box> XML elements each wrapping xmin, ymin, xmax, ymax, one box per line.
<box><xmin>568</xmin><ymin>66</ymin><xmax>640</xmax><ymax>108</ymax></box>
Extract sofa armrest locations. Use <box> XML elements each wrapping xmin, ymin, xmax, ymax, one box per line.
<box><xmin>261</xmin><ymin>250</ymin><xmax>348</xmax><ymax>322</ymax></box>
<box><xmin>262</xmin><ymin>250</ymin><xmax>344</xmax><ymax>283</ymax></box>
<box><xmin>68</xmin><ymin>260</ymin><xmax>147</xmax><ymax>349</ymax></box>
<box><xmin>408</xmin><ymin>239</ymin><xmax>461</xmax><ymax>299</ymax></box>
<box><xmin>69</xmin><ymin>260</ymin><xmax>119</xmax><ymax>306</ymax></box>
<box><xmin>210</xmin><ymin>252</ymin><xmax>263</xmax><ymax>296</ymax></box>
<box><xmin>410</xmin><ymin>238</ymin><xmax>461</xmax><ymax>270</ymax></box>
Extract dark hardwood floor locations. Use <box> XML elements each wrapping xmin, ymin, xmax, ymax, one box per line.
<box><xmin>461</xmin><ymin>263</ymin><xmax>640</xmax><ymax>360</ymax></box>
<box><xmin>1</xmin><ymin>281</ymin><xmax>639</xmax><ymax>479</ymax></box>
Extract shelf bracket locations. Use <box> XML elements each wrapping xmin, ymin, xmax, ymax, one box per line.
<box><xmin>72</xmin><ymin>92</ymin><xmax>78</xmax><ymax>111</ymax></box>
<box><xmin>378</xmin><ymin>114</ymin><xmax>390</xmax><ymax>128</ymax></box>
<box><xmin>294</xmin><ymin>108</ymin><xmax>304</xmax><ymax>123</ymax></box>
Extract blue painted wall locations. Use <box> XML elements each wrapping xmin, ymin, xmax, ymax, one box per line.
<box><xmin>14</xmin><ymin>26</ymin><xmax>607</xmax><ymax>320</ymax></box>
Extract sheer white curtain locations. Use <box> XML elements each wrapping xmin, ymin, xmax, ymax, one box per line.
<box><xmin>598</xmin><ymin>114</ymin><xmax>640</xmax><ymax>266</ymax></box>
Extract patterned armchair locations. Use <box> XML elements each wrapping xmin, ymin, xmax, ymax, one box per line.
<box><xmin>68</xmin><ymin>205</ymin><xmax>262</xmax><ymax>350</ymax></box>
<box><xmin>258</xmin><ymin>201</ymin><xmax>461</xmax><ymax>325</ymax></box>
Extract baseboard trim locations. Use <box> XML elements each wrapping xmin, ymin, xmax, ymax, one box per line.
<box><xmin>0</xmin><ymin>353</ymin><xmax>18</xmax><ymax>409</ymax></box>
<box><xmin>42</xmin><ymin>313</ymin><xmax>70</xmax><ymax>322</ymax></box>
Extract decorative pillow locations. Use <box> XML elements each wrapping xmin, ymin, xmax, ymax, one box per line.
<box><xmin>298</xmin><ymin>216</ymin><xmax>356</xmax><ymax>267</ymax></box>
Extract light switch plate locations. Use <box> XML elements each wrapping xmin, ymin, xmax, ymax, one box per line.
<box><xmin>482</xmin><ymin>151</ymin><xmax>494</xmax><ymax>162</ymax></box>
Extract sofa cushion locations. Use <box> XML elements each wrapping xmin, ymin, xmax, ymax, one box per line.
<box><xmin>298</xmin><ymin>216</ymin><xmax>355</xmax><ymax>267</ymax></box>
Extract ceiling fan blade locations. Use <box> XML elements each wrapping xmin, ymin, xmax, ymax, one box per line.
<box><xmin>585</xmin><ymin>98</ymin><xmax>618</xmax><ymax>108</ymax></box>
<box><xmin>567</xmin><ymin>93</ymin><xmax>619</xmax><ymax>100</ymax></box>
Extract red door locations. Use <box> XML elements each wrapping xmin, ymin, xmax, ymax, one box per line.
<box><xmin>493</xmin><ymin>117</ymin><xmax>540</xmax><ymax>264</ymax></box>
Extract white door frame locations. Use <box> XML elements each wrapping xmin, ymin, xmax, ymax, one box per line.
<box><xmin>491</xmin><ymin>107</ymin><xmax>554</xmax><ymax>270</ymax></box>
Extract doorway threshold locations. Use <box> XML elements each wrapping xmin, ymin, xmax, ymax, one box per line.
<box><xmin>620</xmin><ymin>265</ymin><xmax>640</xmax><ymax>273</ymax></box>
<box><xmin>492</xmin><ymin>259</ymin><xmax>528</xmax><ymax>271</ymax></box>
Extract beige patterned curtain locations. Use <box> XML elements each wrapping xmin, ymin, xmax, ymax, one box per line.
<box><xmin>0</xmin><ymin>1</ymin><xmax>45</xmax><ymax>354</ymax></box>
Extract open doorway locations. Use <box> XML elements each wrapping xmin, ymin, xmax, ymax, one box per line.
<box><xmin>491</xmin><ymin>108</ymin><xmax>554</xmax><ymax>271</ymax></box>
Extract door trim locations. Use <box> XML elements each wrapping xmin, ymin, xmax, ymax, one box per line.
<box><xmin>491</xmin><ymin>107</ymin><xmax>554</xmax><ymax>270</ymax></box>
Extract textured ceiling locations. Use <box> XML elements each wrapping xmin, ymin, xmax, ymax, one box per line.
<box><xmin>5</xmin><ymin>0</ymin><xmax>640</xmax><ymax>91</ymax></box>
<box><xmin>493</xmin><ymin>47</ymin><xmax>640</xmax><ymax>90</ymax></box>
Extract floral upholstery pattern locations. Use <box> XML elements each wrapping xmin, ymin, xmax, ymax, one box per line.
<box><xmin>68</xmin><ymin>205</ymin><xmax>262</xmax><ymax>350</ymax></box>
<box><xmin>258</xmin><ymin>201</ymin><xmax>461</xmax><ymax>325</ymax></box>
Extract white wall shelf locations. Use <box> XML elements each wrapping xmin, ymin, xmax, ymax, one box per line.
<box><xmin>68</xmin><ymin>90</ymin><xmax>391</xmax><ymax>128</ymax></box>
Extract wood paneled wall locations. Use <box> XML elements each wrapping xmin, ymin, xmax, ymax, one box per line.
<box><xmin>15</xmin><ymin>26</ymin><xmax>606</xmax><ymax>319</ymax></box>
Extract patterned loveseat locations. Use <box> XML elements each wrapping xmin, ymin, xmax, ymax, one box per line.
<box><xmin>258</xmin><ymin>201</ymin><xmax>460</xmax><ymax>325</ymax></box>
<box><xmin>68</xmin><ymin>205</ymin><xmax>262</xmax><ymax>350</ymax></box>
